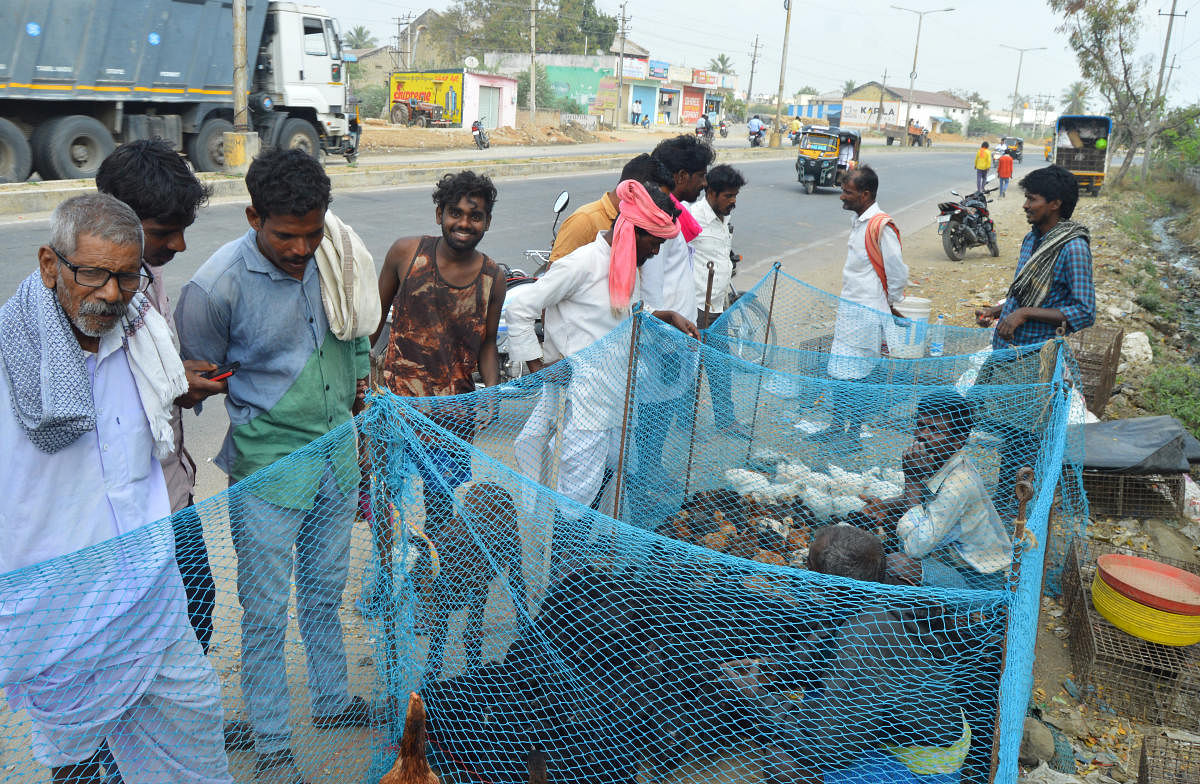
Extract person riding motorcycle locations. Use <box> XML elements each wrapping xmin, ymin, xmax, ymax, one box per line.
<box><xmin>695</xmin><ymin>113</ymin><xmax>714</xmax><ymax>140</ymax></box>
<box><xmin>747</xmin><ymin>115</ymin><xmax>766</xmax><ymax>146</ymax></box>
<box><xmin>788</xmin><ymin>117</ymin><xmax>802</xmax><ymax>144</ymax></box>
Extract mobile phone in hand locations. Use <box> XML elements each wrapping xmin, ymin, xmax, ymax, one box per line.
<box><xmin>201</xmin><ymin>361</ymin><xmax>240</xmax><ymax>382</ymax></box>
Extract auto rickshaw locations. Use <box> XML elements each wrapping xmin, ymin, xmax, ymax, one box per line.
<box><xmin>794</xmin><ymin>127</ymin><xmax>860</xmax><ymax>194</ymax></box>
<box><xmin>996</xmin><ymin>136</ymin><xmax>1024</xmax><ymax>162</ymax></box>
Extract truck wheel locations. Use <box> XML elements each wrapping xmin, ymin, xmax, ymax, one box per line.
<box><xmin>390</xmin><ymin>104</ymin><xmax>409</xmax><ymax>125</ymax></box>
<box><xmin>0</xmin><ymin>118</ymin><xmax>32</xmax><ymax>183</ymax></box>
<box><xmin>415</xmin><ymin>115</ymin><xmax>429</xmax><ymax>128</ymax></box>
<box><xmin>279</xmin><ymin>118</ymin><xmax>320</xmax><ymax>157</ymax></box>
<box><xmin>37</xmin><ymin>115</ymin><xmax>114</xmax><ymax>180</ymax></box>
<box><xmin>186</xmin><ymin>117</ymin><xmax>234</xmax><ymax>172</ymax></box>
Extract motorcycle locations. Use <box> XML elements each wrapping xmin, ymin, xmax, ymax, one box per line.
<box><xmin>494</xmin><ymin>190</ymin><xmax>571</xmax><ymax>382</ymax></box>
<box><xmin>695</xmin><ymin>124</ymin><xmax>714</xmax><ymax>142</ymax></box>
<box><xmin>749</xmin><ymin>127</ymin><xmax>766</xmax><ymax>147</ymax></box>
<box><xmin>471</xmin><ymin>118</ymin><xmax>490</xmax><ymax>149</ymax></box>
<box><xmin>718</xmin><ymin>120</ymin><xmax>729</xmax><ymax>138</ymax></box>
<box><xmin>936</xmin><ymin>187</ymin><xmax>999</xmax><ymax>261</ymax></box>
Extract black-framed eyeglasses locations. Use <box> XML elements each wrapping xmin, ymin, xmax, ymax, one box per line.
<box><xmin>51</xmin><ymin>246</ymin><xmax>152</xmax><ymax>294</ymax></box>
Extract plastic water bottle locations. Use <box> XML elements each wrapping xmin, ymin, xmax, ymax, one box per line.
<box><xmin>929</xmin><ymin>314</ymin><xmax>946</xmax><ymax>357</ymax></box>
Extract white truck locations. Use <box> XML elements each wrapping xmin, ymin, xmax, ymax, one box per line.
<box><xmin>0</xmin><ymin>0</ymin><xmax>359</xmax><ymax>181</ymax></box>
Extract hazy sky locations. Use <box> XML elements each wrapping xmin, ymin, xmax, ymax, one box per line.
<box><xmin>334</xmin><ymin>0</ymin><xmax>1198</xmax><ymax>111</ymax></box>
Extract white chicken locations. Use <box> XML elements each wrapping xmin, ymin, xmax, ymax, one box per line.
<box><xmin>725</xmin><ymin>469</ymin><xmax>771</xmax><ymax>496</ymax></box>
<box><xmin>828</xmin><ymin>465</ymin><xmax>869</xmax><ymax>497</ymax></box>
<box><xmin>802</xmin><ymin>486</ymin><xmax>835</xmax><ymax>522</ymax></box>
<box><xmin>775</xmin><ymin>462</ymin><xmax>833</xmax><ymax>495</ymax></box>
<box><xmin>881</xmin><ymin>467</ymin><xmax>905</xmax><ymax>486</ymax></box>
<box><xmin>832</xmin><ymin>494</ymin><xmax>866</xmax><ymax>518</ymax></box>
<box><xmin>866</xmin><ymin>479</ymin><xmax>902</xmax><ymax>499</ymax></box>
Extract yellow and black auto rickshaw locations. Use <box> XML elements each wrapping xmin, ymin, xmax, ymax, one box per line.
<box><xmin>794</xmin><ymin>127</ymin><xmax>860</xmax><ymax>194</ymax></box>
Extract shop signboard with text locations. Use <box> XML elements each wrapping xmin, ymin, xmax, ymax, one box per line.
<box><xmin>389</xmin><ymin>71</ymin><xmax>464</xmax><ymax>125</ymax></box>
<box><xmin>681</xmin><ymin>86</ymin><xmax>704</xmax><ymax>124</ymax></box>
<box><xmin>620</xmin><ymin>58</ymin><xmax>648</xmax><ymax>80</ymax></box>
<box><xmin>648</xmin><ymin>60</ymin><xmax>669</xmax><ymax>79</ymax></box>
<box><xmin>691</xmin><ymin>69</ymin><xmax>719</xmax><ymax>87</ymax></box>
<box><xmin>592</xmin><ymin>77</ymin><xmax>619</xmax><ymax>111</ymax></box>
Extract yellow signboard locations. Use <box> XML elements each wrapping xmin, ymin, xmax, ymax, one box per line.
<box><xmin>388</xmin><ymin>71</ymin><xmax>464</xmax><ymax>125</ymax></box>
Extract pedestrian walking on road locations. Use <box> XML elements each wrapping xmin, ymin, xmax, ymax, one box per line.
<box><xmin>175</xmin><ymin>148</ymin><xmax>378</xmax><ymax>784</ymax></box>
<box><xmin>996</xmin><ymin>150</ymin><xmax>1014</xmax><ymax>198</ymax></box>
<box><xmin>974</xmin><ymin>141</ymin><xmax>992</xmax><ymax>192</ymax></box>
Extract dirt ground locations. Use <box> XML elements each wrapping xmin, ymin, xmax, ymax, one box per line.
<box><xmin>357</xmin><ymin>118</ymin><xmax>681</xmax><ymax>152</ymax></box>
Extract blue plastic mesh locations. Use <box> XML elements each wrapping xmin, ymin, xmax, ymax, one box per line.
<box><xmin>0</xmin><ymin>276</ymin><xmax>1080</xmax><ymax>784</ymax></box>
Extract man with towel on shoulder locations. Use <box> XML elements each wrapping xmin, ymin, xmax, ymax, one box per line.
<box><xmin>507</xmin><ymin>180</ymin><xmax>699</xmax><ymax>557</ymax></box>
<box><xmin>174</xmin><ymin>148</ymin><xmax>380</xmax><ymax>784</ymax></box>
<box><xmin>0</xmin><ymin>194</ymin><xmax>231</xmax><ymax>784</ymax></box>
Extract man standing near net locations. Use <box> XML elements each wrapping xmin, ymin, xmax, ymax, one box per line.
<box><xmin>175</xmin><ymin>149</ymin><xmax>373</xmax><ymax>784</ymax></box>
<box><xmin>371</xmin><ymin>170</ymin><xmax>505</xmax><ymax>554</ymax></box>
<box><xmin>689</xmin><ymin>163</ymin><xmax>748</xmax><ymax>438</ymax></box>
<box><xmin>633</xmin><ymin>134</ymin><xmax>713</xmax><ymax>503</ymax></box>
<box><xmin>550</xmin><ymin>154</ymin><xmax>674</xmax><ymax>262</ymax></box>
<box><xmin>96</xmin><ymin>140</ymin><xmax>225</xmax><ymax>660</ymax></box>
<box><xmin>824</xmin><ymin>165</ymin><xmax>907</xmax><ymax>449</ymax></box>
<box><xmin>975</xmin><ymin>164</ymin><xmax>1093</xmax><ymax>512</ymax></box>
<box><xmin>0</xmin><ymin>194</ymin><xmax>231</xmax><ymax>784</ymax></box>
<box><xmin>507</xmin><ymin>180</ymin><xmax>697</xmax><ymax>531</ymax></box>
<box><xmin>860</xmin><ymin>391</ymin><xmax>1012</xmax><ymax>590</ymax></box>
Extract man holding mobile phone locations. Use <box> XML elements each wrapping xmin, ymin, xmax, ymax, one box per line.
<box><xmin>175</xmin><ymin>149</ymin><xmax>373</xmax><ymax>784</ymax></box>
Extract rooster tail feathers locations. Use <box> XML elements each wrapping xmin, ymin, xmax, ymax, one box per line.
<box><xmin>401</xmin><ymin>691</ymin><xmax>428</xmax><ymax>759</ymax></box>
<box><xmin>527</xmin><ymin>748</ymin><xmax>548</xmax><ymax>784</ymax></box>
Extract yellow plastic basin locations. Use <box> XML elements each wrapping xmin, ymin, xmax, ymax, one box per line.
<box><xmin>1092</xmin><ymin>571</ymin><xmax>1200</xmax><ymax>647</ymax></box>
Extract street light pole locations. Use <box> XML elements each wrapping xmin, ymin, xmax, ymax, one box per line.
<box><xmin>891</xmin><ymin>6</ymin><xmax>953</xmax><ymax>147</ymax></box>
<box><xmin>1000</xmin><ymin>44</ymin><xmax>1045</xmax><ymax>134</ymax></box>
<box><xmin>769</xmin><ymin>0</ymin><xmax>794</xmax><ymax>147</ymax></box>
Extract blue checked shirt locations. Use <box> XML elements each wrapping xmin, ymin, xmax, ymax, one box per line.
<box><xmin>993</xmin><ymin>227</ymin><xmax>1094</xmax><ymax>348</ymax></box>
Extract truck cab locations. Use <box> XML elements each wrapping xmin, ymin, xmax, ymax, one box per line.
<box><xmin>256</xmin><ymin>3</ymin><xmax>356</xmax><ymax>155</ymax></box>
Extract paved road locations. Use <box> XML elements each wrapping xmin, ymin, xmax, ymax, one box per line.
<box><xmin>0</xmin><ymin>145</ymin><xmax>1035</xmax><ymax>500</ymax></box>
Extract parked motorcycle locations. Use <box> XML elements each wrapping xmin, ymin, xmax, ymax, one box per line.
<box><xmin>718</xmin><ymin>120</ymin><xmax>729</xmax><ymax>138</ymax></box>
<box><xmin>936</xmin><ymin>187</ymin><xmax>999</xmax><ymax>261</ymax></box>
<box><xmin>494</xmin><ymin>190</ymin><xmax>571</xmax><ymax>382</ymax></box>
<box><xmin>471</xmin><ymin>118</ymin><xmax>490</xmax><ymax>149</ymax></box>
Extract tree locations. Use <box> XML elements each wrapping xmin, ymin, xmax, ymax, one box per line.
<box><xmin>1061</xmin><ymin>81</ymin><xmax>1089</xmax><ymax>115</ymax></box>
<box><xmin>1049</xmin><ymin>0</ymin><xmax>1161</xmax><ymax>184</ymax></box>
<box><xmin>842</xmin><ymin>80</ymin><xmax>857</xmax><ymax>96</ymax></box>
<box><xmin>708</xmin><ymin>54</ymin><xmax>735</xmax><ymax>74</ymax></box>
<box><xmin>430</xmin><ymin>0</ymin><xmax>616</xmax><ymax>64</ymax></box>
<box><xmin>793</xmin><ymin>85</ymin><xmax>819</xmax><ymax>98</ymax></box>
<box><xmin>344</xmin><ymin>25</ymin><xmax>377</xmax><ymax>50</ymax></box>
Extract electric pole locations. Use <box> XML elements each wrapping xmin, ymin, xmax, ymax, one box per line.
<box><xmin>1000</xmin><ymin>44</ymin><xmax>1045</xmax><ymax>133</ymax></box>
<box><xmin>393</xmin><ymin>16</ymin><xmax>410</xmax><ymax>70</ymax></box>
<box><xmin>892</xmin><ymin>6</ymin><xmax>955</xmax><ymax>146</ymax></box>
<box><xmin>746</xmin><ymin>35</ymin><xmax>761</xmax><ymax>109</ymax></box>
<box><xmin>877</xmin><ymin>67</ymin><xmax>888</xmax><ymax>130</ymax></box>
<box><xmin>615</xmin><ymin>1</ymin><xmax>628</xmax><ymax>129</ymax></box>
<box><xmin>529</xmin><ymin>0</ymin><xmax>538</xmax><ymax>124</ymax></box>
<box><xmin>770</xmin><ymin>0</ymin><xmax>793</xmax><ymax>147</ymax></box>
<box><xmin>1143</xmin><ymin>0</ymin><xmax>1186</xmax><ymax>178</ymax></box>
<box><xmin>233</xmin><ymin>0</ymin><xmax>248</xmax><ymax>131</ymax></box>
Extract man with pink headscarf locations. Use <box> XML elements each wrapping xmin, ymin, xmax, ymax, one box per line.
<box><xmin>508</xmin><ymin>180</ymin><xmax>698</xmax><ymax>522</ymax></box>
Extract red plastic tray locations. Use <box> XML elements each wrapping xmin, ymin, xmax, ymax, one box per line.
<box><xmin>1096</xmin><ymin>553</ymin><xmax>1200</xmax><ymax>616</ymax></box>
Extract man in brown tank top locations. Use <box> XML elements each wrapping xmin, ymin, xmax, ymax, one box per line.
<box><xmin>371</xmin><ymin>172</ymin><xmax>507</xmax><ymax>674</ymax></box>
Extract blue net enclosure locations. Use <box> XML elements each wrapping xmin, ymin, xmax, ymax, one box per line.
<box><xmin>0</xmin><ymin>285</ymin><xmax>1081</xmax><ymax>784</ymax></box>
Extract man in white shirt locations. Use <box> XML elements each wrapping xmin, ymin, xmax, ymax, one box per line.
<box><xmin>632</xmin><ymin>135</ymin><xmax>713</xmax><ymax>513</ymax></box>
<box><xmin>689</xmin><ymin>164</ymin><xmax>748</xmax><ymax>438</ymax></box>
<box><xmin>0</xmin><ymin>194</ymin><xmax>231</xmax><ymax>784</ymax></box>
<box><xmin>507</xmin><ymin>181</ymin><xmax>697</xmax><ymax>541</ymax></box>
<box><xmin>825</xmin><ymin>165</ymin><xmax>908</xmax><ymax>448</ymax></box>
<box><xmin>861</xmin><ymin>391</ymin><xmax>1012</xmax><ymax>589</ymax></box>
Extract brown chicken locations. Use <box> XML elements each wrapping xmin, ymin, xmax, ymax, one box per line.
<box><xmin>380</xmin><ymin>692</ymin><xmax>439</xmax><ymax>784</ymax></box>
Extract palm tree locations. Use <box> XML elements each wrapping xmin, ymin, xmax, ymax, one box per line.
<box><xmin>1061</xmin><ymin>81</ymin><xmax>1089</xmax><ymax>115</ymax></box>
<box><xmin>708</xmin><ymin>54</ymin><xmax>735</xmax><ymax>74</ymax></box>
<box><xmin>345</xmin><ymin>25</ymin><xmax>377</xmax><ymax>50</ymax></box>
<box><xmin>842</xmin><ymin>80</ymin><xmax>857</xmax><ymax>96</ymax></box>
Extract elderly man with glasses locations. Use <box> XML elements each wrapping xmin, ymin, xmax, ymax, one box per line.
<box><xmin>0</xmin><ymin>193</ymin><xmax>232</xmax><ymax>784</ymax></box>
